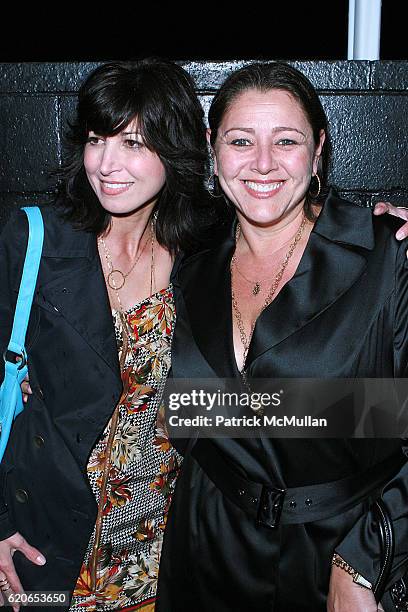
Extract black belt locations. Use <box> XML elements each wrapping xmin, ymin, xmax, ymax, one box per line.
<box><xmin>191</xmin><ymin>439</ymin><xmax>405</xmax><ymax>529</ymax></box>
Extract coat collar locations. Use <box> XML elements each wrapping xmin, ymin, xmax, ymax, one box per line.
<box><xmin>312</xmin><ymin>190</ymin><xmax>374</xmax><ymax>250</ymax></box>
<box><xmin>175</xmin><ymin>190</ymin><xmax>374</xmax><ymax>378</ymax></box>
<box><xmin>37</xmin><ymin>257</ymin><xmax>120</xmax><ymax>378</ymax></box>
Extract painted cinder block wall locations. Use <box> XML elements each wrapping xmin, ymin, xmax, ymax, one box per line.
<box><xmin>0</xmin><ymin>60</ymin><xmax>407</xmax><ymax>228</ymax></box>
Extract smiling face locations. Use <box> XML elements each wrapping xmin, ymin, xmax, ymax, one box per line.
<box><xmin>84</xmin><ymin>120</ymin><xmax>166</xmax><ymax>217</ymax></box>
<box><xmin>212</xmin><ymin>89</ymin><xmax>325</xmax><ymax>227</ymax></box>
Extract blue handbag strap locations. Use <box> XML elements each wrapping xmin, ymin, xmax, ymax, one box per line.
<box><xmin>7</xmin><ymin>207</ymin><xmax>44</xmax><ymax>358</ymax></box>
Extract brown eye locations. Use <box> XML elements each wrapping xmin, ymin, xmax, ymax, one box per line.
<box><xmin>124</xmin><ymin>138</ymin><xmax>144</xmax><ymax>149</ymax></box>
<box><xmin>86</xmin><ymin>136</ymin><xmax>103</xmax><ymax>145</ymax></box>
<box><xmin>230</xmin><ymin>138</ymin><xmax>252</xmax><ymax>146</ymax></box>
<box><xmin>277</xmin><ymin>139</ymin><xmax>296</xmax><ymax>146</ymax></box>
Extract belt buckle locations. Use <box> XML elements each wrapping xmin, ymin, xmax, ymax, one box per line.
<box><xmin>257</xmin><ymin>485</ymin><xmax>286</xmax><ymax>529</ymax></box>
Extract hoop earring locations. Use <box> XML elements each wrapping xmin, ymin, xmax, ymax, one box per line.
<box><xmin>206</xmin><ymin>174</ymin><xmax>223</xmax><ymax>199</ymax></box>
<box><xmin>309</xmin><ymin>174</ymin><xmax>321</xmax><ymax>199</ymax></box>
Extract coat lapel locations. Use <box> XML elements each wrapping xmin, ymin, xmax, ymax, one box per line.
<box><xmin>174</xmin><ymin>232</ymin><xmax>239</xmax><ymax>379</ymax></box>
<box><xmin>247</xmin><ymin>192</ymin><xmax>375</xmax><ymax>367</ymax></box>
<box><xmin>176</xmin><ymin>191</ymin><xmax>374</xmax><ymax>379</ymax></box>
<box><xmin>32</xmin><ymin>219</ymin><xmax>120</xmax><ymax>379</ymax></box>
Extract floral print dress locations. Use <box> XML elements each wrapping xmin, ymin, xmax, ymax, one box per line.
<box><xmin>69</xmin><ymin>286</ymin><xmax>180</xmax><ymax>612</ymax></box>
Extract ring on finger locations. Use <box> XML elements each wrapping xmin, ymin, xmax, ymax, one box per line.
<box><xmin>2</xmin><ymin>587</ymin><xmax>13</xmax><ymax>595</ymax></box>
<box><xmin>0</xmin><ymin>579</ymin><xmax>12</xmax><ymax>591</ymax></box>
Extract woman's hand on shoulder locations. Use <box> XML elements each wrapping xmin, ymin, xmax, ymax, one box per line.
<box><xmin>327</xmin><ymin>564</ymin><xmax>384</xmax><ymax>612</ymax></box>
<box><xmin>0</xmin><ymin>532</ymin><xmax>46</xmax><ymax>611</ymax></box>
<box><xmin>373</xmin><ymin>201</ymin><xmax>408</xmax><ymax>242</ymax></box>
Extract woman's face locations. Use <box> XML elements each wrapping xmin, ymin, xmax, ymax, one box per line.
<box><xmin>84</xmin><ymin>120</ymin><xmax>166</xmax><ymax>216</ymax></box>
<box><xmin>212</xmin><ymin>89</ymin><xmax>325</xmax><ymax>226</ymax></box>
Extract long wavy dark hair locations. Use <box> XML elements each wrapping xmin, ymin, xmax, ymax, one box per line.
<box><xmin>208</xmin><ymin>61</ymin><xmax>332</xmax><ymax>220</ymax></box>
<box><xmin>57</xmin><ymin>58</ymin><xmax>211</xmax><ymax>253</ymax></box>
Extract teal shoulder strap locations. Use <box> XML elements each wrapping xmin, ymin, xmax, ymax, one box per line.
<box><xmin>7</xmin><ymin>207</ymin><xmax>44</xmax><ymax>360</ymax></box>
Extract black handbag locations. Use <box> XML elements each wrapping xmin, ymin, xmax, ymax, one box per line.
<box><xmin>373</xmin><ymin>499</ymin><xmax>408</xmax><ymax>611</ymax></box>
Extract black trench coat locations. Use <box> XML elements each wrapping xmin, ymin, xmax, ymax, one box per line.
<box><xmin>157</xmin><ymin>192</ymin><xmax>408</xmax><ymax>612</ymax></box>
<box><xmin>0</xmin><ymin>208</ymin><xmax>122</xmax><ymax>610</ymax></box>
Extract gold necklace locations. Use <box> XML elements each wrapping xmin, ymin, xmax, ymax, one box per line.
<box><xmin>98</xmin><ymin>217</ymin><xmax>156</xmax><ymax>332</ymax></box>
<box><xmin>232</xmin><ymin>224</ymin><xmax>299</xmax><ymax>296</ymax></box>
<box><xmin>231</xmin><ymin>216</ymin><xmax>307</xmax><ymax>371</ymax></box>
<box><xmin>233</xmin><ymin>264</ymin><xmax>262</xmax><ymax>296</ymax></box>
<box><xmin>99</xmin><ymin>224</ymin><xmax>151</xmax><ymax>291</ymax></box>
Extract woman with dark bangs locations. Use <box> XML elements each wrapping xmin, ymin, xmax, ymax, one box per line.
<box><xmin>0</xmin><ymin>58</ymin><xmax>210</xmax><ymax>611</ymax></box>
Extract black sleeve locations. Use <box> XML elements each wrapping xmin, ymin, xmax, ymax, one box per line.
<box><xmin>0</xmin><ymin>210</ymin><xmax>29</xmax><ymax>539</ymax></box>
<box><xmin>336</xmin><ymin>238</ymin><xmax>408</xmax><ymax>588</ymax></box>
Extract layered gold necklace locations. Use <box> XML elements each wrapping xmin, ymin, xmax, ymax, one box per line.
<box><xmin>231</xmin><ymin>216</ymin><xmax>307</xmax><ymax>371</ymax></box>
<box><xmin>98</xmin><ymin>217</ymin><xmax>156</xmax><ymax>311</ymax></box>
<box><xmin>100</xmin><ymin>227</ymin><xmax>151</xmax><ymax>292</ymax></box>
<box><xmin>98</xmin><ymin>217</ymin><xmax>156</xmax><ymax>350</ymax></box>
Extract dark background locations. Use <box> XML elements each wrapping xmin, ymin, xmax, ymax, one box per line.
<box><xmin>0</xmin><ymin>2</ymin><xmax>405</xmax><ymax>62</ymax></box>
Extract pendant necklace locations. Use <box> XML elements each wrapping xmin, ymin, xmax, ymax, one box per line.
<box><xmin>231</xmin><ymin>216</ymin><xmax>307</xmax><ymax>371</ymax></box>
<box><xmin>98</xmin><ymin>217</ymin><xmax>156</xmax><ymax>347</ymax></box>
<box><xmin>99</xmin><ymin>224</ymin><xmax>151</xmax><ymax>291</ymax></box>
<box><xmin>231</xmin><ymin>223</ymin><xmax>300</xmax><ymax>297</ymax></box>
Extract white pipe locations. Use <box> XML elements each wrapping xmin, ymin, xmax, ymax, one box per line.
<box><xmin>350</xmin><ymin>0</ymin><xmax>382</xmax><ymax>60</ymax></box>
<box><xmin>348</xmin><ymin>0</ymin><xmax>356</xmax><ymax>59</ymax></box>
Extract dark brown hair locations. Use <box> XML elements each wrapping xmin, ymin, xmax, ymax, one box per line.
<box><xmin>57</xmin><ymin>58</ymin><xmax>211</xmax><ymax>253</ymax></box>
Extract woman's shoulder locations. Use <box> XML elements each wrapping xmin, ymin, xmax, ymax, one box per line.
<box><xmin>327</xmin><ymin>193</ymin><xmax>408</xmax><ymax>288</ymax></box>
<box><xmin>1</xmin><ymin>204</ymin><xmax>73</xmax><ymax>235</ymax></box>
<box><xmin>1</xmin><ymin>205</ymin><xmax>96</xmax><ymax>267</ymax></box>
<box><xmin>172</xmin><ymin>221</ymin><xmax>233</xmax><ymax>278</ymax></box>
<box><xmin>320</xmin><ymin>189</ymin><xmax>406</xmax><ymax>254</ymax></box>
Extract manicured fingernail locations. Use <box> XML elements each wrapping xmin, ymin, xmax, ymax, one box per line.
<box><xmin>396</xmin><ymin>230</ymin><xmax>404</xmax><ymax>240</ymax></box>
<box><xmin>37</xmin><ymin>554</ymin><xmax>46</xmax><ymax>564</ymax></box>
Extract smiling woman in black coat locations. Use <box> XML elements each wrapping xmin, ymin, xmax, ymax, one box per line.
<box><xmin>156</xmin><ymin>62</ymin><xmax>408</xmax><ymax>612</ymax></box>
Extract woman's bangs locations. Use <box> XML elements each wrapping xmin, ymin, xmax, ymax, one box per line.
<box><xmin>86</xmin><ymin>94</ymin><xmax>140</xmax><ymax>138</ymax></box>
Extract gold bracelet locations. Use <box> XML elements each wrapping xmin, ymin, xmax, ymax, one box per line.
<box><xmin>332</xmin><ymin>553</ymin><xmax>372</xmax><ymax>589</ymax></box>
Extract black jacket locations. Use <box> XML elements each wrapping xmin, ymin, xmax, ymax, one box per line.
<box><xmin>157</xmin><ymin>192</ymin><xmax>408</xmax><ymax>612</ymax></box>
<box><xmin>0</xmin><ymin>208</ymin><xmax>122</xmax><ymax>608</ymax></box>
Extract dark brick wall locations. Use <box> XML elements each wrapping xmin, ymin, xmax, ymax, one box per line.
<box><xmin>1</xmin><ymin>60</ymin><xmax>407</xmax><ymax>228</ymax></box>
